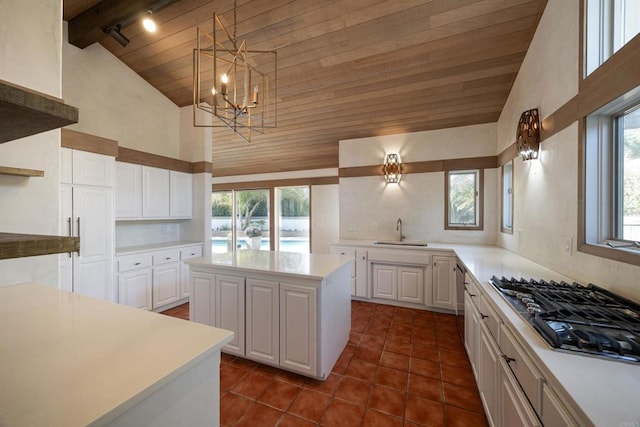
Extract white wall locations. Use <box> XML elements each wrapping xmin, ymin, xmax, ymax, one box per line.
<box><xmin>311</xmin><ymin>184</ymin><xmax>340</xmax><ymax>254</ymax></box>
<box><xmin>62</xmin><ymin>23</ymin><xmax>181</xmax><ymax>159</ymax></box>
<box><xmin>496</xmin><ymin>0</ymin><xmax>640</xmax><ymax>302</ymax></box>
<box><xmin>0</xmin><ymin>0</ymin><xmax>63</xmax><ymax>286</ymax></box>
<box><xmin>339</xmin><ymin>124</ymin><xmax>498</xmax><ymax>244</ymax></box>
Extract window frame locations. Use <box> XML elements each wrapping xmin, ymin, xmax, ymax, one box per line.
<box><xmin>580</xmin><ymin>87</ymin><xmax>640</xmax><ymax>265</ymax></box>
<box><xmin>584</xmin><ymin>0</ymin><xmax>640</xmax><ymax>77</ymax></box>
<box><xmin>501</xmin><ymin>160</ymin><xmax>514</xmax><ymax>234</ymax></box>
<box><xmin>445</xmin><ymin>169</ymin><xmax>484</xmax><ymax>231</ymax></box>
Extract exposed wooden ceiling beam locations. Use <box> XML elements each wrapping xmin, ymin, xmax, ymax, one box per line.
<box><xmin>67</xmin><ymin>0</ymin><xmax>179</xmax><ymax>49</ymax></box>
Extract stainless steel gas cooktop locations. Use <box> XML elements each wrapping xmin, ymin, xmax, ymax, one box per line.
<box><xmin>489</xmin><ymin>276</ymin><xmax>640</xmax><ymax>363</ymax></box>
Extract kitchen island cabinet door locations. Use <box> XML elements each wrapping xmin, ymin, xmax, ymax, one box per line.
<box><xmin>190</xmin><ymin>272</ymin><xmax>216</xmax><ymax>326</ymax></box>
<box><xmin>246</xmin><ymin>278</ymin><xmax>279</xmax><ymax>366</ymax></box>
<box><xmin>280</xmin><ymin>283</ymin><xmax>317</xmax><ymax>377</ymax></box>
<box><xmin>216</xmin><ymin>275</ymin><xmax>245</xmax><ymax>357</ymax></box>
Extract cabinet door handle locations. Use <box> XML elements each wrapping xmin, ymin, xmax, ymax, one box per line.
<box><xmin>190</xmin><ymin>252</ymin><xmax>196</xmax><ymax>256</ymax></box>
<box><xmin>502</xmin><ymin>354</ymin><xmax>516</xmax><ymax>363</ymax></box>
<box><xmin>480</xmin><ymin>313</ymin><xmax>489</xmax><ymax>320</ymax></box>
<box><xmin>67</xmin><ymin>217</ymin><xmax>72</xmax><ymax>258</ymax></box>
<box><xmin>134</xmin><ymin>262</ymin><xmax>141</xmax><ymax>266</ymax></box>
<box><xmin>362</xmin><ymin>256</ymin><xmax>365</xmax><ymax>260</ymax></box>
<box><xmin>165</xmin><ymin>257</ymin><xmax>172</xmax><ymax>260</ymax></box>
<box><xmin>76</xmin><ymin>217</ymin><xmax>81</xmax><ymax>256</ymax></box>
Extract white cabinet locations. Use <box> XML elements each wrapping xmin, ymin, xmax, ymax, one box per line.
<box><xmin>59</xmin><ymin>148</ymin><xmax>114</xmax><ymax>302</ymax></box>
<box><xmin>116</xmin><ymin>163</ymin><xmax>193</xmax><ymax>219</ymax></box>
<box><xmin>118</xmin><ymin>269</ymin><xmax>153</xmax><ymax>311</ymax></box>
<box><xmin>115</xmin><ymin>162</ymin><xmax>142</xmax><ymax>218</ymax></box>
<box><xmin>246</xmin><ymin>278</ymin><xmax>279</xmax><ymax>366</ymax></box>
<box><xmin>463</xmin><ymin>274</ymin><xmax>580</xmax><ymax>427</ymax></box>
<box><xmin>463</xmin><ymin>280</ymin><xmax>480</xmax><ymax>380</ymax></box>
<box><xmin>180</xmin><ymin>245</ymin><xmax>202</xmax><ymax>299</ymax></box>
<box><xmin>431</xmin><ymin>255</ymin><xmax>457</xmax><ymax>310</ymax></box>
<box><xmin>117</xmin><ymin>244</ymin><xmax>202</xmax><ymax>311</ymax></box>
<box><xmin>189</xmin><ymin>272</ymin><xmax>245</xmax><ymax>356</ymax></box>
<box><xmin>216</xmin><ymin>275</ymin><xmax>246</xmax><ymax>356</ymax></box>
<box><xmin>280</xmin><ymin>283</ymin><xmax>317</xmax><ymax>377</ymax></box>
<box><xmin>372</xmin><ymin>264</ymin><xmax>397</xmax><ymax>300</ymax></box>
<box><xmin>398</xmin><ymin>266</ymin><xmax>424</xmax><ymax>303</ymax></box>
<box><xmin>170</xmin><ymin>171</ymin><xmax>193</xmax><ymax>218</ymax></box>
<box><xmin>142</xmin><ymin>166</ymin><xmax>170</xmax><ymax>218</ymax></box>
<box><xmin>500</xmin><ymin>357</ymin><xmax>542</xmax><ymax>427</ymax></box>
<box><xmin>372</xmin><ymin>263</ymin><xmax>424</xmax><ymax>304</ymax></box>
<box><xmin>152</xmin><ymin>249</ymin><xmax>181</xmax><ymax>308</ymax></box>
<box><xmin>329</xmin><ymin>246</ymin><xmax>368</xmax><ymax>297</ymax></box>
<box><xmin>478</xmin><ymin>321</ymin><xmax>500</xmax><ymax>427</ymax></box>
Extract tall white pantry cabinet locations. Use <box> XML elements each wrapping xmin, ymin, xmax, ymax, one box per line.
<box><xmin>59</xmin><ymin>148</ymin><xmax>115</xmax><ymax>302</ymax></box>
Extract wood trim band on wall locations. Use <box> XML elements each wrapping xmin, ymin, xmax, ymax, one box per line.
<box><xmin>117</xmin><ymin>147</ymin><xmax>192</xmax><ymax>173</ymax></box>
<box><xmin>192</xmin><ymin>161</ymin><xmax>213</xmax><ymax>174</ymax></box>
<box><xmin>61</xmin><ymin>128</ymin><xmax>118</xmax><ymax>157</ymax></box>
<box><xmin>497</xmin><ymin>143</ymin><xmax>517</xmax><ymax>167</ymax></box>
<box><xmin>338</xmin><ymin>156</ymin><xmax>497</xmax><ymax>179</ymax></box>
<box><xmin>212</xmin><ymin>176</ymin><xmax>339</xmax><ymax>192</ymax></box>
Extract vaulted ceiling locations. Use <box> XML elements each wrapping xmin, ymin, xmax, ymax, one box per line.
<box><xmin>63</xmin><ymin>0</ymin><xmax>547</xmax><ymax>177</ymax></box>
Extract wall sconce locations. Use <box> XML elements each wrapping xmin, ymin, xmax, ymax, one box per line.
<box><xmin>516</xmin><ymin>108</ymin><xmax>540</xmax><ymax>161</ymax></box>
<box><xmin>383</xmin><ymin>154</ymin><xmax>402</xmax><ymax>184</ymax></box>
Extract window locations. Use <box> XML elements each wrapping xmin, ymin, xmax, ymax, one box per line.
<box><xmin>585</xmin><ymin>0</ymin><xmax>640</xmax><ymax>76</ymax></box>
<box><xmin>614</xmin><ymin>106</ymin><xmax>640</xmax><ymax>241</ymax></box>
<box><xmin>445</xmin><ymin>169</ymin><xmax>483</xmax><ymax>230</ymax></box>
<box><xmin>501</xmin><ymin>161</ymin><xmax>514</xmax><ymax>233</ymax></box>
<box><xmin>583</xmin><ymin>89</ymin><xmax>640</xmax><ymax>263</ymax></box>
<box><xmin>275</xmin><ymin>186</ymin><xmax>310</xmax><ymax>253</ymax></box>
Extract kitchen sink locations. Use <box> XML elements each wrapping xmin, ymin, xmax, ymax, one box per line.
<box><xmin>372</xmin><ymin>240</ymin><xmax>429</xmax><ymax>247</ymax></box>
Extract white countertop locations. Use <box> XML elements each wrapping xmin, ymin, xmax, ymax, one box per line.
<box><xmin>116</xmin><ymin>240</ymin><xmax>202</xmax><ymax>256</ymax></box>
<box><xmin>0</xmin><ymin>284</ymin><xmax>233</xmax><ymax>427</ymax></box>
<box><xmin>334</xmin><ymin>240</ymin><xmax>640</xmax><ymax>426</ymax></box>
<box><xmin>186</xmin><ymin>250</ymin><xmax>353</xmax><ymax>280</ymax></box>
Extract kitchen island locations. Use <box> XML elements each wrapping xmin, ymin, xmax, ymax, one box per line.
<box><xmin>186</xmin><ymin>250</ymin><xmax>353</xmax><ymax>380</ymax></box>
<box><xmin>0</xmin><ymin>283</ymin><xmax>233</xmax><ymax>427</ymax></box>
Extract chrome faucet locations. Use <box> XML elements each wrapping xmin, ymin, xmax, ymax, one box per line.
<box><xmin>396</xmin><ymin>218</ymin><xmax>406</xmax><ymax>241</ymax></box>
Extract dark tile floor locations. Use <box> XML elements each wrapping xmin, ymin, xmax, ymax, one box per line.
<box><xmin>162</xmin><ymin>300</ymin><xmax>488</xmax><ymax>426</ymax></box>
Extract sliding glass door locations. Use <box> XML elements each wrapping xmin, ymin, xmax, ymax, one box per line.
<box><xmin>276</xmin><ymin>186</ymin><xmax>309</xmax><ymax>253</ymax></box>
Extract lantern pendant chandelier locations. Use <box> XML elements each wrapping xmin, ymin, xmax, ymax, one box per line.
<box><xmin>192</xmin><ymin>0</ymin><xmax>277</xmax><ymax>143</ymax></box>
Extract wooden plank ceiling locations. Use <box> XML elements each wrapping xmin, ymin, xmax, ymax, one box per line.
<box><xmin>63</xmin><ymin>0</ymin><xmax>547</xmax><ymax>177</ymax></box>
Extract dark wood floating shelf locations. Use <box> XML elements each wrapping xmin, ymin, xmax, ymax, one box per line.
<box><xmin>0</xmin><ymin>233</ymin><xmax>80</xmax><ymax>260</ymax></box>
<box><xmin>0</xmin><ymin>166</ymin><xmax>44</xmax><ymax>177</ymax></box>
<box><xmin>0</xmin><ymin>79</ymin><xmax>79</xmax><ymax>144</ymax></box>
